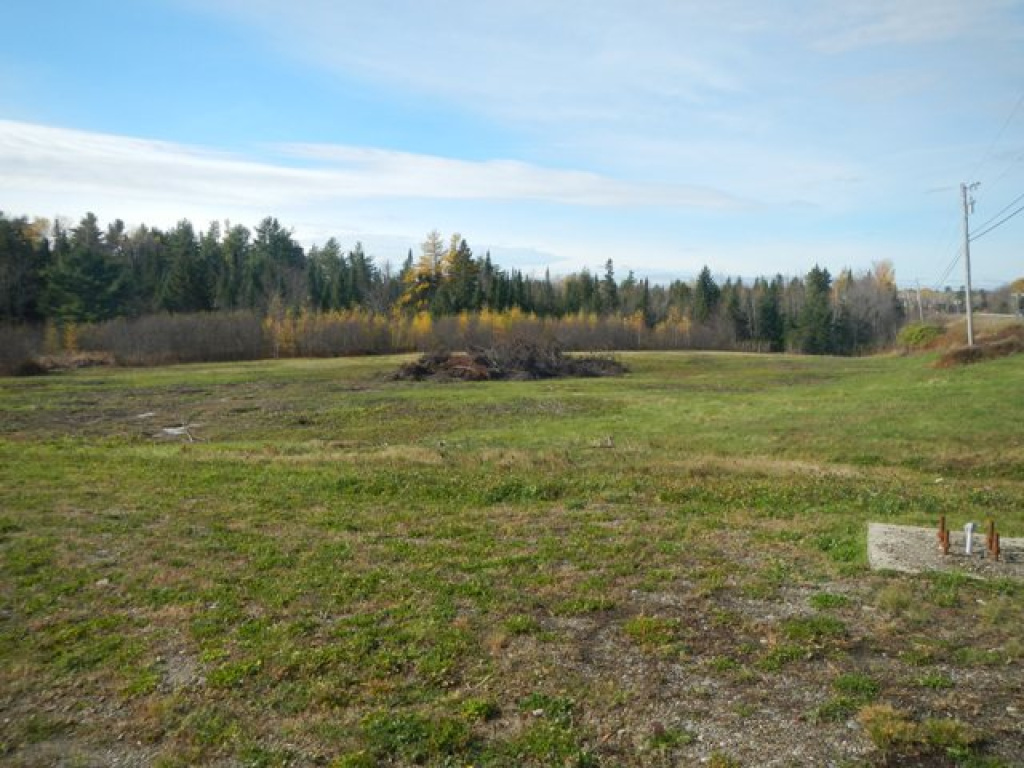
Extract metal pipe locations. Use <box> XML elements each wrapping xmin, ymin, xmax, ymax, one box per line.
<box><xmin>964</xmin><ymin>522</ymin><xmax>976</xmax><ymax>556</ymax></box>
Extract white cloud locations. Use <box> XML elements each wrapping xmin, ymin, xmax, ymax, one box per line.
<box><xmin>6</xmin><ymin>3</ymin><xmax>1023</xmax><ymax>281</ymax></box>
<box><xmin>0</xmin><ymin>119</ymin><xmax>753</xmax><ymax>278</ymax></box>
<box><xmin>179</xmin><ymin>0</ymin><xmax>1023</xmax><ymax>209</ymax></box>
<box><xmin>275</xmin><ymin>142</ymin><xmax>742</xmax><ymax>207</ymax></box>
<box><xmin>0</xmin><ymin>119</ymin><xmax>739</xmax><ymax>213</ymax></box>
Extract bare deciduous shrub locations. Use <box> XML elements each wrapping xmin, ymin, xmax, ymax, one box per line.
<box><xmin>0</xmin><ymin>325</ymin><xmax>43</xmax><ymax>376</ymax></box>
<box><xmin>934</xmin><ymin>324</ymin><xmax>1024</xmax><ymax>368</ymax></box>
<box><xmin>290</xmin><ymin>311</ymin><xmax>394</xmax><ymax>357</ymax></box>
<box><xmin>79</xmin><ymin>312</ymin><xmax>266</xmax><ymax>365</ymax></box>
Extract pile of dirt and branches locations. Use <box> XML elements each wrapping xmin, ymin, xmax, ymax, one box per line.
<box><xmin>11</xmin><ymin>352</ymin><xmax>116</xmax><ymax>377</ymax></box>
<box><xmin>392</xmin><ymin>339</ymin><xmax>628</xmax><ymax>382</ymax></box>
<box><xmin>934</xmin><ymin>324</ymin><xmax>1024</xmax><ymax>368</ymax></box>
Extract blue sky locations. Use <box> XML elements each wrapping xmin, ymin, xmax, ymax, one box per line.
<box><xmin>1</xmin><ymin>1</ymin><xmax>1022</xmax><ymax>287</ymax></box>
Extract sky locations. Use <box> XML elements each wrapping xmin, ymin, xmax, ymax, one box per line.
<box><xmin>1</xmin><ymin>1</ymin><xmax>1022</xmax><ymax>287</ymax></box>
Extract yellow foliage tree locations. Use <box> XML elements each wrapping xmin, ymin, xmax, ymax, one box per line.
<box><xmin>62</xmin><ymin>321</ymin><xmax>79</xmax><ymax>353</ymax></box>
<box><xmin>43</xmin><ymin>319</ymin><xmax>61</xmax><ymax>355</ymax></box>
<box><xmin>410</xmin><ymin>311</ymin><xmax>433</xmax><ymax>348</ymax></box>
<box><xmin>401</xmin><ymin>230</ymin><xmax>445</xmax><ymax>311</ymax></box>
<box><xmin>872</xmin><ymin>259</ymin><xmax>896</xmax><ymax>288</ymax></box>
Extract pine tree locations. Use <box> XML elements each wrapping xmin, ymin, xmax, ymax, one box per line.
<box><xmin>440</xmin><ymin>236</ymin><xmax>479</xmax><ymax>313</ymax></box>
<box><xmin>754</xmin><ymin>277</ymin><xmax>785</xmax><ymax>352</ymax></box>
<box><xmin>796</xmin><ymin>265</ymin><xmax>834</xmax><ymax>354</ymax></box>
<box><xmin>693</xmin><ymin>266</ymin><xmax>720</xmax><ymax>324</ymax></box>
<box><xmin>0</xmin><ymin>213</ymin><xmax>49</xmax><ymax>322</ymax></box>
<box><xmin>348</xmin><ymin>242</ymin><xmax>376</xmax><ymax>307</ymax></box>
<box><xmin>160</xmin><ymin>220</ymin><xmax>212</xmax><ymax>312</ymax></box>
<box><xmin>43</xmin><ymin>214</ymin><xmax>128</xmax><ymax>322</ymax></box>
<box><xmin>216</xmin><ymin>224</ymin><xmax>250</xmax><ymax>310</ymax></box>
<box><xmin>600</xmin><ymin>259</ymin><xmax>619</xmax><ymax>313</ymax></box>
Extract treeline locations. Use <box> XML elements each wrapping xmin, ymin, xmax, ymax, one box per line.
<box><xmin>1</xmin><ymin>210</ymin><xmax>906</xmax><ymax>363</ymax></box>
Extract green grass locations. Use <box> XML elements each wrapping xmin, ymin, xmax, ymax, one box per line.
<box><xmin>1</xmin><ymin>350</ymin><xmax>1022</xmax><ymax>765</ymax></box>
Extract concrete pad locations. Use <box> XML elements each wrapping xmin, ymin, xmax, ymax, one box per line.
<box><xmin>867</xmin><ymin>523</ymin><xmax>1024</xmax><ymax>581</ymax></box>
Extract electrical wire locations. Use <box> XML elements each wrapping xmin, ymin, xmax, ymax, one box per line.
<box><xmin>925</xmin><ymin>214</ymin><xmax>963</xmax><ymax>291</ymax></box>
<box><xmin>969</xmin><ymin>90</ymin><xmax>1024</xmax><ymax>182</ymax></box>
<box><xmin>972</xmin><ymin>190</ymin><xmax>1024</xmax><ymax>232</ymax></box>
<box><xmin>986</xmin><ymin>150</ymin><xmax>1024</xmax><ymax>187</ymax></box>
<box><xmin>928</xmin><ymin>92</ymin><xmax>1023</xmax><ymax>294</ymax></box>
<box><xmin>933</xmin><ymin>249</ymin><xmax>962</xmax><ymax>291</ymax></box>
<box><xmin>970</xmin><ymin>201</ymin><xmax>1024</xmax><ymax>242</ymax></box>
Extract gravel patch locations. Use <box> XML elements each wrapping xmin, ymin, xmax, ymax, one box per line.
<box><xmin>867</xmin><ymin>523</ymin><xmax>1024</xmax><ymax>580</ymax></box>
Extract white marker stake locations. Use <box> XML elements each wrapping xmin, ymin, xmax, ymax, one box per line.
<box><xmin>964</xmin><ymin>522</ymin><xmax>976</xmax><ymax>556</ymax></box>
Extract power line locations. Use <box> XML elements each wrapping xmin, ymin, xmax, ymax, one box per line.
<box><xmin>969</xmin><ymin>90</ymin><xmax>1024</xmax><ymax>182</ymax></box>
<box><xmin>926</xmin><ymin>209</ymin><xmax>963</xmax><ymax>290</ymax></box>
<box><xmin>973</xmin><ymin>189</ymin><xmax>1024</xmax><ymax>232</ymax></box>
<box><xmin>933</xmin><ymin>249</ymin><xmax>961</xmax><ymax>291</ymax></box>
<box><xmin>970</xmin><ymin>201</ymin><xmax>1024</xmax><ymax>241</ymax></box>
<box><xmin>931</xmin><ymin>93</ymin><xmax>1024</xmax><ymax>316</ymax></box>
<box><xmin>987</xmin><ymin>151</ymin><xmax>1024</xmax><ymax>186</ymax></box>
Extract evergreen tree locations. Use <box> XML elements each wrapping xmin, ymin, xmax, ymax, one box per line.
<box><xmin>600</xmin><ymin>259</ymin><xmax>619</xmax><ymax>313</ymax></box>
<box><xmin>754</xmin><ymin>277</ymin><xmax>785</xmax><ymax>352</ymax></box>
<box><xmin>439</xmin><ymin>236</ymin><xmax>479</xmax><ymax>313</ymax></box>
<box><xmin>43</xmin><ymin>213</ymin><xmax>127</xmax><ymax>322</ymax></box>
<box><xmin>722</xmin><ymin>278</ymin><xmax>750</xmax><ymax>340</ymax></box>
<box><xmin>243</xmin><ymin>218</ymin><xmax>305</xmax><ymax>311</ymax></box>
<box><xmin>160</xmin><ymin>220</ymin><xmax>212</xmax><ymax>312</ymax></box>
<box><xmin>667</xmin><ymin>279</ymin><xmax>692</xmax><ymax>317</ymax></box>
<box><xmin>348</xmin><ymin>242</ymin><xmax>376</xmax><ymax>307</ymax></box>
<box><xmin>641</xmin><ymin>278</ymin><xmax>654</xmax><ymax>327</ymax></box>
<box><xmin>478</xmin><ymin>252</ymin><xmax>495</xmax><ymax>308</ymax></box>
<box><xmin>0</xmin><ymin>213</ymin><xmax>49</xmax><ymax>322</ymax></box>
<box><xmin>216</xmin><ymin>224</ymin><xmax>250</xmax><ymax>310</ymax></box>
<box><xmin>693</xmin><ymin>266</ymin><xmax>720</xmax><ymax>324</ymax></box>
<box><xmin>306</xmin><ymin>238</ymin><xmax>346</xmax><ymax>310</ymax></box>
<box><xmin>199</xmin><ymin>222</ymin><xmax>222</xmax><ymax>305</ymax></box>
<box><xmin>535</xmin><ymin>269</ymin><xmax>557</xmax><ymax>316</ymax></box>
<box><xmin>796</xmin><ymin>265</ymin><xmax>834</xmax><ymax>354</ymax></box>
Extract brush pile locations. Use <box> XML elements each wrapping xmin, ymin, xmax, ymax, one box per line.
<box><xmin>935</xmin><ymin>324</ymin><xmax>1024</xmax><ymax>368</ymax></box>
<box><xmin>392</xmin><ymin>339</ymin><xmax>627</xmax><ymax>382</ymax></box>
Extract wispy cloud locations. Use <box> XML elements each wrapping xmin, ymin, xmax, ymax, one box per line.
<box><xmin>190</xmin><ymin>1</ymin><xmax>1022</xmax><ymax>122</ymax></box>
<box><xmin>276</xmin><ymin>142</ymin><xmax>742</xmax><ymax>208</ymax></box>
<box><xmin>5</xmin><ymin>2</ymin><xmax>1022</xmax><ymax>281</ymax></box>
<box><xmin>188</xmin><ymin>0</ymin><xmax>751</xmax><ymax>130</ymax></box>
<box><xmin>183</xmin><ymin>0</ymin><xmax>1022</xmax><ymax>204</ymax></box>
<box><xmin>0</xmin><ymin>119</ymin><xmax>740</xmax><ymax>212</ymax></box>
<box><xmin>807</xmin><ymin>0</ymin><xmax>1023</xmax><ymax>53</ymax></box>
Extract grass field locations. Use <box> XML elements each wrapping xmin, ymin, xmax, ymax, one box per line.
<box><xmin>1</xmin><ymin>350</ymin><xmax>1022</xmax><ymax>767</ymax></box>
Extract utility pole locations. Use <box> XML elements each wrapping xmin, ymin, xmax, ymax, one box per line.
<box><xmin>960</xmin><ymin>182</ymin><xmax>979</xmax><ymax>346</ymax></box>
<box><xmin>915</xmin><ymin>280</ymin><xmax>924</xmax><ymax>322</ymax></box>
